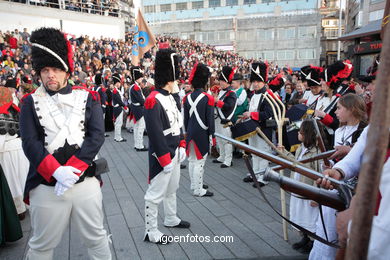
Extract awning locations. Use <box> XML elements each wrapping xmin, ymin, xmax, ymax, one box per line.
<box><xmin>339</xmin><ymin>19</ymin><xmax>381</xmax><ymax>41</ymax></box>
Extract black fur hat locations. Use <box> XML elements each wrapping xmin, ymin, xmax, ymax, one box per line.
<box><xmin>155</xmin><ymin>49</ymin><xmax>180</xmax><ymax>88</ymax></box>
<box><xmin>232</xmin><ymin>73</ymin><xmax>243</xmax><ymax>81</ymax></box>
<box><xmin>300</xmin><ymin>65</ymin><xmax>323</xmax><ymax>87</ymax></box>
<box><xmin>219</xmin><ymin>66</ymin><xmax>234</xmax><ymax>84</ymax></box>
<box><xmin>94</xmin><ymin>73</ymin><xmax>103</xmax><ymax>86</ymax></box>
<box><xmin>268</xmin><ymin>74</ymin><xmax>285</xmax><ymax>92</ymax></box>
<box><xmin>30</xmin><ymin>27</ymin><xmax>73</xmax><ymax>74</ymax></box>
<box><xmin>5</xmin><ymin>78</ymin><xmax>17</xmax><ymax>89</ymax></box>
<box><xmin>112</xmin><ymin>73</ymin><xmax>121</xmax><ymax>85</ymax></box>
<box><xmin>250</xmin><ymin>62</ymin><xmax>268</xmax><ymax>83</ymax></box>
<box><xmin>322</xmin><ymin>60</ymin><xmax>353</xmax><ymax>89</ymax></box>
<box><xmin>189</xmin><ymin>63</ymin><xmax>210</xmax><ymax>89</ymax></box>
<box><xmin>130</xmin><ymin>66</ymin><xmax>144</xmax><ymax>82</ymax></box>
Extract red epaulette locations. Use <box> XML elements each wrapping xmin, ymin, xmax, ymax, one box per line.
<box><xmin>182</xmin><ymin>92</ymin><xmax>191</xmax><ymax>104</ymax></box>
<box><xmin>113</xmin><ymin>88</ymin><xmax>118</xmax><ymax>94</ymax></box>
<box><xmin>20</xmin><ymin>88</ymin><xmax>37</xmax><ymax>104</ymax></box>
<box><xmin>133</xmin><ymin>84</ymin><xmax>140</xmax><ymax>91</ymax></box>
<box><xmin>72</xmin><ymin>86</ymin><xmax>99</xmax><ymax>101</ymax></box>
<box><xmin>203</xmin><ymin>92</ymin><xmax>215</xmax><ymax>106</ymax></box>
<box><xmin>145</xmin><ymin>91</ymin><xmax>159</xmax><ymax>110</ymax></box>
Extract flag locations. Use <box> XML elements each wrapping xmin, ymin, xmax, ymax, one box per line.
<box><xmin>131</xmin><ymin>9</ymin><xmax>157</xmax><ymax>66</ymax></box>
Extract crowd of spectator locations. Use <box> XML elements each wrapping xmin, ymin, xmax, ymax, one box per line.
<box><xmin>7</xmin><ymin>0</ymin><xmax>120</xmax><ymax>17</ymax></box>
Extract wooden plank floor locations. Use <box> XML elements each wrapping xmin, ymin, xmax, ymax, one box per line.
<box><xmin>0</xmin><ymin>129</ymin><xmax>308</xmax><ymax>260</ymax></box>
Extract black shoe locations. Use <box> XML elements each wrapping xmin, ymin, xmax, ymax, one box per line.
<box><xmin>135</xmin><ymin>147</ymin><xmax>148</xmax><ymax>151</ymax></box>
<box><xmin>115</xmin><ymin>139</ymin><xmax>127</xmax><ymax>142</ymax></box>
<box><xmin>203</xmin><ymin>184</ymin><xmax>209</xmax><ymax>189</ymax></box>
<box><xmin>212</xmin><ymin>159</ymin><xmax>222</xmax><ymax>164</ymax></box>
<box><xmin>104</xmin><ymin>133</ymin><xmax>110</xmax><ymax>137</ymax></box>
<box><xmin>144</xmin><ymin>234</ymin><xmax>170</xmax><ymax>244</ymax></box>
<box><xmin>298</xmin><ymin>240</ymin><xmax>313</xmax><ymax>254</ymax></box>
<box><xmin>165</xmin><ymin>220</ymin><xmax>190</xmax><ymax>229</ymax></box>
<box><xmin>203</xmin><ymin>190</ymin><xmax>214</xmax><ymax>197</ymax></box>
<box><xmin>292</xmin><ymin>236</ymin><xmax>310</xmax><ymax>250</ymax></box>
<box><xmin>220</xmin><ymin>163</ymin><xmax>231</xmax><ymax>168</ymax></box>
<box><xmin>252</xmin><ymin>182</ymin><xmax>265</xmax><ymax>188</ymax></box>
<box><xmin>180</xmin><ymin>164</ymin><xmax>186</xmax><ymax>169</ymax></box>
<box><xmin>243</xmin><ymin>176</ymin><xmax>253</xmax><ymax>182</ymax></box>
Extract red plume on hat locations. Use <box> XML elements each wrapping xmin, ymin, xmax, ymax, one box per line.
<box><xmin>324</xmin><ymin>60</ymin><xmax>353</xmax><ymax>89</ymax></box>
<box><xmin>268</xmin><ymin>73</ymin><xmax>285</xmax><ymax>92</ymax></box>
<box><xmin>188</xmin><ymin>62</ymin><xmax>198</xmax><ymax>84</ymax></box>
<box><xmin>228</xmin><ymin>67</ymin><xmax>236</xmax><ymax>83</ymax></box>
<box><xmin>64</xmin><ymin>33</ymin><xmax>74</xmax><ymax>73</ymax></box>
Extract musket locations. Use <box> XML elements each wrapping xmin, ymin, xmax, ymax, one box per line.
<box><xmin>272</xmin><ymin>149</ymin><xmax>336</xmax><ymax>172</ymax></box>
<box><xmin>263</xmin><ymin>168</ymin><xmax>350</xmax><ymax>211</ymax></box>
<box><xmin>215</xmin><ymin>132</ymin><xmax>354</xmax><ymax>190</ymax></box>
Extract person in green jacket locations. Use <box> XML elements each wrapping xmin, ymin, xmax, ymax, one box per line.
<box><xmin>231</xmin><ymin>73</ymin><xmax>248</xmax><ymax>123</ymax></box>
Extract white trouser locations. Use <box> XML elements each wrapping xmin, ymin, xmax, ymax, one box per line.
<box><xmin>215</xmin><ymin>122</ymin><xmax>233</xmax><ymax>166</ymax></box>
<box><xmin>134</xmin><ymin>117</ymin><xmax>145</xmax><ymax>149</ymax></box>
<box><xmin>114</xmin><ymin>111</ymin><xmax>124</xmax><ymax>141</ymax></box>
<box><xmin>144</xmin><ymin>149</ymin><xmax>181</xmax><ymax>242</ymax></box>
<box><xmin>26</xmin><ymin>177</ymin><xmax>111</xmax><ymax>260</ymax></box>
<box><xmin>188</xmin><ymin>143</ymin><xmax>207</xmax><ymax>196</ymax></box>
<box><xmin>248</xmin><ymin>134</ymin><xmax>271</xmax><ymax>183</ymax></box>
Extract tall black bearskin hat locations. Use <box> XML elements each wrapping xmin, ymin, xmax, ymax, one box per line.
<box><xmin>5</xmin><ymin>78</ymin><xmax>17</xmax><ymax>89</ymax></box>
<box><xmin>30</xmin><ymin>27</ymin><xmax>74</xmax><ymax>75</ymax></box>
<box><xmin>322</xmin><ymin>60</ymin><xmax>353</xmax><ymax>89</ymax></box>
<box><xmin>268</xmin><ymin>73</ymin><xmax>285</xmax><ymax>92</ymax></box>
<box><xmin>219</xmin><ymin>66</ymin><xmax>235</xmax><ymax>84</ymax></box>
<box><xmin>300</xmin><ymin>65</ymin><xmax>323</xmax><ymax>87</ymax></box>
<box><xmin>94</xmin><ymin>73</ymin><xmax>103</xmax><ymax>86</ymax></box>
<box><xmin>130</xmin><ymin>66</ymin><xmax>144</xmax><ymax>82</ymax></box>
<box><xmin>155</xmin><ymin>48</ymin><xmax>180</xmax><ymax>88</ymax></box>
<box><xmin>188</xmin><ymin>63</ymin><xmax>211</xmax><ymax>89</ymax></box>
<box><xmin>112</xmin><ymin>73</ymin><xmax>121</xmax><ymax>85</ymax></box>
<box><xmin>250</xmin><ymin>62</ymin><xmax>268</xmax><ymax>83</ymax></box>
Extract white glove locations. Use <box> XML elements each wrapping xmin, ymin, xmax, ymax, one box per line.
<box><xmin>163</xmin><ymin>162</ymin><xmax>174</xmax><ymax>173</ymax></box>
<box><xmin>179</xmin><ymin>147</ymin><xmax>186</xmax><ymax>163</ymax></box>
<box><xmin>54</xmin><ymin>182</ymin><xmax>69</xmax><ymax>196</ymax></box>
<box><xmin>52</xmin><ymin>166</ymin><xmax>81</xmax><ymax>188</ymax></box>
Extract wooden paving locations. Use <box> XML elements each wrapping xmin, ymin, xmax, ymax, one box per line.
<box><xmin>0</xmin><ymin>130</ymin><xmax>308</xmax><ymax>260</ymax></box>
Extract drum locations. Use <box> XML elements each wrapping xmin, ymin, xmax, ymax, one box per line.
<box><xmin>231</xmin><ymin>119</ymin><xmax>258</xmax><ymax>141</ymax></box>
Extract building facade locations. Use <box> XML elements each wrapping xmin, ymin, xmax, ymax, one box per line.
<box><xmin>143</xmin><ymin>0</ymin><xmax>322</xmax><ymax>67</ymax></box>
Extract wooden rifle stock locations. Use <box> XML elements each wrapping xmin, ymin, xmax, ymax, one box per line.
<box><xmin>263</xmin><ymin>169</ymin><xmax>347</xmax><ymax>211</ymax></box>
<box><xmin>272</xmin><ymin>149</ymin><xmax>335</xmax><ymax>172</ymax></box>
<box><xmin>215</xmin><ymin>133</ymin><xmax>352</xmax><ymax>189</ymax></box>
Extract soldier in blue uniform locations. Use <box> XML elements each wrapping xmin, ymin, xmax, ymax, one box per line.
<box><xmin>93</xmin><ymin>73</ymin><xmax>109</xmax><ymax>137</ymax></box>
<box><xmin>143</xmin><ymin>49</ymin><xmax>190</xmax><ymax>244</ymax></box>
<box><xmin>183</xmin><ymin>63</ymin><xmax>214</xmax><ymax>197</ymax></box>
<box><xmin>212</xmin><ymin>66</ymin><xmax>238</xmax><ymax>168</ymax></box>
<box><xmin>112</xmin><ymin>72</ymin><xmax>128</xmax><ymax>142</ymax></box>
<box><xmin>242</xmin><ymin>62</ymin><xmax>274</xmax><ymax>185</ymax></box>
<box><xmin>19</xmin><ymin>27</ymin><xmax>111</xmax><ymax>260</ymax></box>
<box><xmin>129</xmin><ymin>66</ymin><xmax>147</xmax><ymax>151</ymax></box>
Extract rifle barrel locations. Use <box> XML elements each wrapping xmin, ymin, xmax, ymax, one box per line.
<box><xmin>263</xmin><ymin>169</ymin><xmax>346</xmax><ymax>211</ymax></box>
<box><xmin>215</xmin><ymin>133</ymin><xmax>350</xmax><ymax>188</ymax></box>
<box><xmin>272</xmin><ymin>150</ymin><xmax>336</xmax><ymax>171</ymax></box>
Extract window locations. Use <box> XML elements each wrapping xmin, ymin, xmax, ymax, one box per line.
<box><xmin>192</xmin><ymin>1</ymin><xmax>204</xmax><ymax>9</ymax></box>
<box><xmin>244</xmin><ymin>0</ymin><xmax>256</xmax><ymax>4</ymax></box>
<box><xmin>278</xmin><ymin>27</ymin><xmax>295</xmax><ymax>39</ymax></box>
<box><xmin>277</xmin><ymin>50</ymin><xmax>295</xmax><ymax>60</ymax></box>
<box><xmin>218</xmin><ymin>31</ymin><xmax>230</xmax><ymax>40</ymax></box>
<box><xmin>298</xmin><ymin>26</ymin><xmax>316</xmax><ymax>38</ymax></box>
<box><xmin>369</xmin><ymin>9</ymin><xmax>384</xmax><ymax>21</ymax></box>
<box><xmin>160</xmin><ymin>4</ymin><xmax>171</xmax><ymax>12</ymax></box>
<box><xmin>144</xmin><ymin>5</ymin><xmax>156</xmax><ymax>13</ymax></box>
<box><xmin>209</xmin><ymin>0</ymin><xmax>221</xmax><ymax>7</ymax></box>
<box><xmin>238</xmin><ymin>31</ymin><xmax>248</xmax><ymax>40</ymax></box>
<box><xmin>322</xmin><ymin>19</ymin><xmax>338</xmax><ymax>27</ymax></box>
<box><xmin>260</xmin><ymin>51</ymin><xmax>274</xmax><ymax>60</ymax></box>
<box><xmin>257</xmin><ymin>29</ymin><xmax>274</xmax><ymax>40</ymax></box>
<box><xmin>370</xmin><ymin>0</ymin><xmax>384</xmax><ymax>3</ymax></box>
<box><xmin>324</xmin><ymin>28</ymin><xmax>339</xmax><ymax>38</ymax></box>
<box><xmin>226</xmin><ymin>0</ymin><xmax>238</xmax><ymax>6</ymax></box>
<box><xmin>298</xmin><ymin>49</ymin><xmax>315</xmax><ymax>59</ymax></box>
<box><xmin>176</xmin><ymin>2</ymin><xmax>187</xmax><ymax>10</ymax></box>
